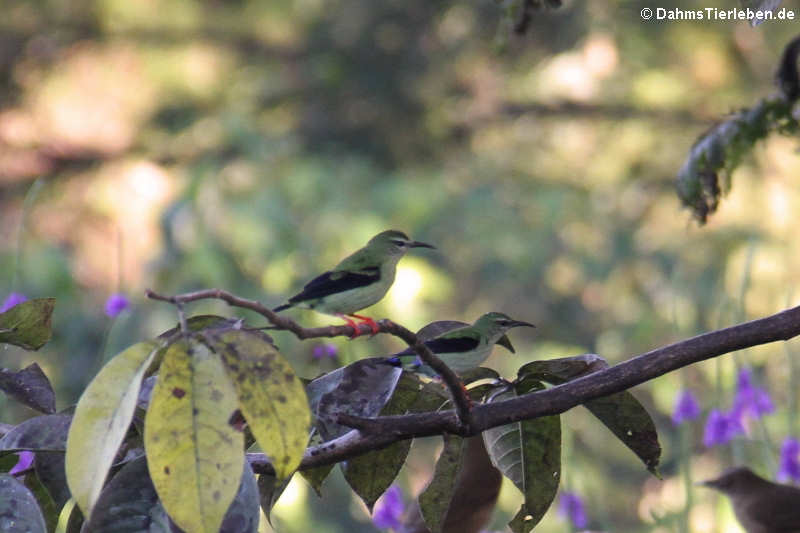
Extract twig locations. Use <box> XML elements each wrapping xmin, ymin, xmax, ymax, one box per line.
<box><xmin>176</xmin><ymin>302</ymin><xmax>188</xmax><ymax>334</ymax></box>
<box><xmin>144</xmin><ymin>288</ymin><xmax>475</xmax><ymax>428</ymax></box>
<box><xmin>242</xmin><ymin>303</ymin><xmax>800</xmax><ymax>474</ymax></box>
<box><xmin>379</xmin><ymin>319</ymin><xmax>474</xmax><ymax>427</ymax></box>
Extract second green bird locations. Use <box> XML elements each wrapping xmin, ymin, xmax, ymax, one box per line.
<box><xmin>386</xmin><ymin>311</ymin><xmax>535</xmax><ymax>374</ymax></box>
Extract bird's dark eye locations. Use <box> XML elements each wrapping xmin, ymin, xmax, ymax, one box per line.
<box><xmin>391</xmin><ymin>240</ymin><xmax>407</xmax><ymax>246</ymax></box>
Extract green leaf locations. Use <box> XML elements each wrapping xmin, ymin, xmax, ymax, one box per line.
<box><xmin>482</xmin><ymin>383</ymin><xmax>561</xmax><ymax>533</ymax></box>
<box><xmin>342</xmin><ymin>440</ymin><xmax>411</xmax><ymax>512</ymax></box>
<box><xmin>85</xmin><ymin>456</ymin><xmax>260</xmax><ymax>533</ymax></box>
<box><xmin>509</xmin><ymin>506</ymin><xmax>542</xmax><ymax>533</ymax></box>
<box><xmin>0</xmin><ymin>473</ymin><xmax>48</xmax><ymax>533</ymax></box>
<box><xmin>220</xmin><ymin>462</ymin><xmax>260</xmax><ymax>533</ymax></box>
<box><xmin>458</xmin><ymin>367</ymin><xmax>501</xmax><ymax>385</ymax></box>
<box><xmin>80</xmin><ymin>456</ymin><xmax>170</xmax><ymax>533</ymax></box>
<box><xmin>298</xmin><ymin>432</ymin><xmax>333</xmax><ymax>497</ymax></box>
<box><xmin>299</xmin><ymin>463</ymin><xmax>333</xmax><ymax>498</ymax></box>
<box><xmin>306</xmin><ymin>357</ymin><xmax>402</xmax><ymax>441</ymax></box>
<box><xmin>343</xmin><ymin>372</ymin><xmax>422</xmax><ymax>511</ymax></box>
<box><xmin>65</xmin><ymin>340</ymin><xmax>160</xmax><ymax>518</ymax></box>
<box><xmin>23</xmin><ymin>471</ymin><xmax>59</xmax><ymax>532</ymax></box>
<box><xmin>0</xmin><ymin>363</ymin><xmax>56</xmax><ymax>413</ymax></box>
<box><xmin>0</xmin><ymin>414</ymin><xmax>71</xmax><ymax>453</ymax></box>
<box><xmin>0</xmin><ymin>298</ymin><xmax>55</xmax><ymax>350</ymax></box>
<box><xmin>409</xmin><ymin>379</ymin><xmax>449</xmax><ymax>413</ymax></box>
<box><xmin>35</xmin><ymin>452</ymin><xmax>71</xmax><ymax>507</ymax></box>
<box><xmin>584</xmin><ymin>392</ymin><xmax>661</xmax><ymax>475</ymax></box>
<box><xmin>517</xmin><ymin>354</ymin><xmax>661</xmax><ymax>475</ymax></box>
<box><xmin>418</xmin><ymin>434</ymin><xmax>467</xmax><ymax>533</ymax></box>
<box><xmin>467</xmin><ymin>383</ymin><xmax>505</xmax><ymax>404</ymax></box>
<box><xmin>257</xmin><ymin>471</ymin><xmax>292</xmax><ymax>524</ymax></box>
<box><xmin>676</xmin><ymin>93</ymin><xmax>799</xmax><ymax>223</ymax></box>
<box><xmin>208</xmin><ymin>328</ymin><xmax>311</xmax><ymax>479</ymax></box>
<box><xmin>517</xmin><ymin>353</ymin><xmax>607</xmax><ymax>384</ymax></box>
<box><xmin>144</xmin><ymin>338</ymin><xmax>245</xmax><ymax>533</ymax></box>
<box><xmin>0</xmin><ymin>453</ymin><xmax>19</xmax><ymax>472</ymax></box>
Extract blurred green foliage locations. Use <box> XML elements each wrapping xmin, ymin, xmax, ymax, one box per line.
<box><xmin>2</xmin><ymin>0</ymin><xmax>800</xmax><ymax>531</ymax></box>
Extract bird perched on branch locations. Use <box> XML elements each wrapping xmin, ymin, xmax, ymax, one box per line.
<box><xmin>700</xmin><ymin>466</ymin><xmax>800</xmax><ymax>533</ymax></box>
<box><xmin>273</xmin><ymin>230</ymin><xmax>435</xmax><ymax>337</ymax></box>
<box><xmin>386</xmin><ymin>312</ymin><xmax>535</xmax><ymax>374</ymax></box>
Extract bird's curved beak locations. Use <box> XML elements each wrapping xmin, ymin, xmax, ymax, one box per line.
<box><xmin>409</xmin><ymin>240</ymin><xmax>436</xmax><ymax>249</ymax></box>
<box><xmin>496</xmin><ymin>334</ymin><xmax>516</xmax><ymax>353</ymax></box>
<box><xmin>509</xmin><ymin>320</ymin><xmax>536</xmax><ymax>329</ymax></box>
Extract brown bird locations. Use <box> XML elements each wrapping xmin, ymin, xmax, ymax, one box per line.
<box><xmin>700</xmin><ymin>466</ymin><xmax>800</xmax><ymax>533</ymax></box>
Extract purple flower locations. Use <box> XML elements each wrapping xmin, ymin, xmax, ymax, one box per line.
<box><xmin>9</xmin><ymin>451</ymin><xmax>34</xmax><ymax>476</ymax></box>
<box><xmin>703</xmin><ymin>408</ymin><xmax>744</xmax><ymax>447</ymax></box>
<box><xmin>558</xmin><ymin>490</ymin><xmax>588</xmax><ymax>529</ymax></box>
<box><xmin>672</xmin><ymin>389</ymin><xmax>701</xmax><ymax>425</ymax></box>
<box><xmin>732</xmin><ymin>368</ymin><xmax>774</xmax><ymax>421</ymax></box>
<box><xmin>751</xmin><ymin>388</ymin><xmax>775</xmax><ymax>415</ymax></box>
<box><xmin>372</xmin><ymin>485</ymin><xmax>405</xmax><ymax>530</ymax></box>
<box><xmin>0</xmin><ymin>292</ymin><xmax>28</xmax><ymax>313</ymax></box>
<box><xmin>105</xmin><ymin>293</ymin><xmax>130</xmax><ymax>317</ymax></box>
<box><xmin>778</xmin><ymin>437</ymin><xmax>800</xmax><ymax>483</ymax></box>
<box><xmin>312</xmin><ymin>344</ymin><xmax>338</xmax><ymax>360</ymax></box>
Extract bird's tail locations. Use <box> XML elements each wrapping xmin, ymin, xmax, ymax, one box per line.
<box><xmin>273</xmin><ymin>303</ymin><xmax>292</xmax><ymax>312</ymax></box>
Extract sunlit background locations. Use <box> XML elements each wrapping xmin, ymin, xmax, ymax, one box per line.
<box><xmin>2</xmin><ymin>1</ymin><xmax>800</xmax><ymax>531</ymax></box>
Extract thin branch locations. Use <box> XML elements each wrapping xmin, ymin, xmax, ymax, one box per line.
<box><xmin>378</xmin><ymin>319</ymin><xmax>474</xmax><ymax>428</ymax></box>
<box><xmin>144</xmin><ymin>288</ymin><xmax>475</xmax><ymax>427</ymax></box>
<box><xmin>246</xmin><ymin>303</ymin><xmax>800</xmax><ymax>475</ymax></box>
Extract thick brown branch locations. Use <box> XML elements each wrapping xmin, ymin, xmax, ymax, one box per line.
<box><xmin>144</xmin><ymin>288</ymin><xmax>474</xmax><ymax>427</ymax></box>
<box><xmin>245</xmin><ymin>304</ymin><xmax>800</xmax><ymax>475</ymax></box>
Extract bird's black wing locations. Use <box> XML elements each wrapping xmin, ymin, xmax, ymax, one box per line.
<box><xmin>393</xmin><ymin>335</ymin><xmax>481</xmax><ymax>357</ymax></box>
<box><xmin>288</xmin><ymin>266</ymin><xmax>380</xmax><ymax>303</ymax></box>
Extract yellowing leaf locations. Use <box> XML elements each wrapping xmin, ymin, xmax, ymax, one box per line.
<box><xmin>209</xmin><ymin>329</ymin><xmax>310</xmax><ymax>480</ymax></box>
<box><xmin>65</xmin><ymin>341</ymin><xmax>160</xmax><ymax>519</ymax></box>
<box><xmin>145</xmin><ymin>338</ymin><xmax>244</xmax><ymax>533</ymax></box>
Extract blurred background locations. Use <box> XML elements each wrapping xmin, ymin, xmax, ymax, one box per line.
<box><xmin>2</xmin><ymin>1</ymin><xmax>800</xmax><ymax>531</ymax></box>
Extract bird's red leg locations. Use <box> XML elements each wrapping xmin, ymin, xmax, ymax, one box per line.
<box><xmin>337</xmin><ymin>314</ymin><xmax>362</xmax><ymax>339</ymax></box>
<box><xmin>349</xmin><ymin>313</ymin><xmax>380</xmax><ymax>336</ymax></box>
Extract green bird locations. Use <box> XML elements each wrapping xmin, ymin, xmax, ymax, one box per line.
<box><xmin>386</xmin><ymin>312</ymin><xmax>535</xmax><ymax>374</ymax></box>
<box><xmin>273</xmin><ymin>230</ymin><xmax>435</xmax><ymax>337</ymax></box>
